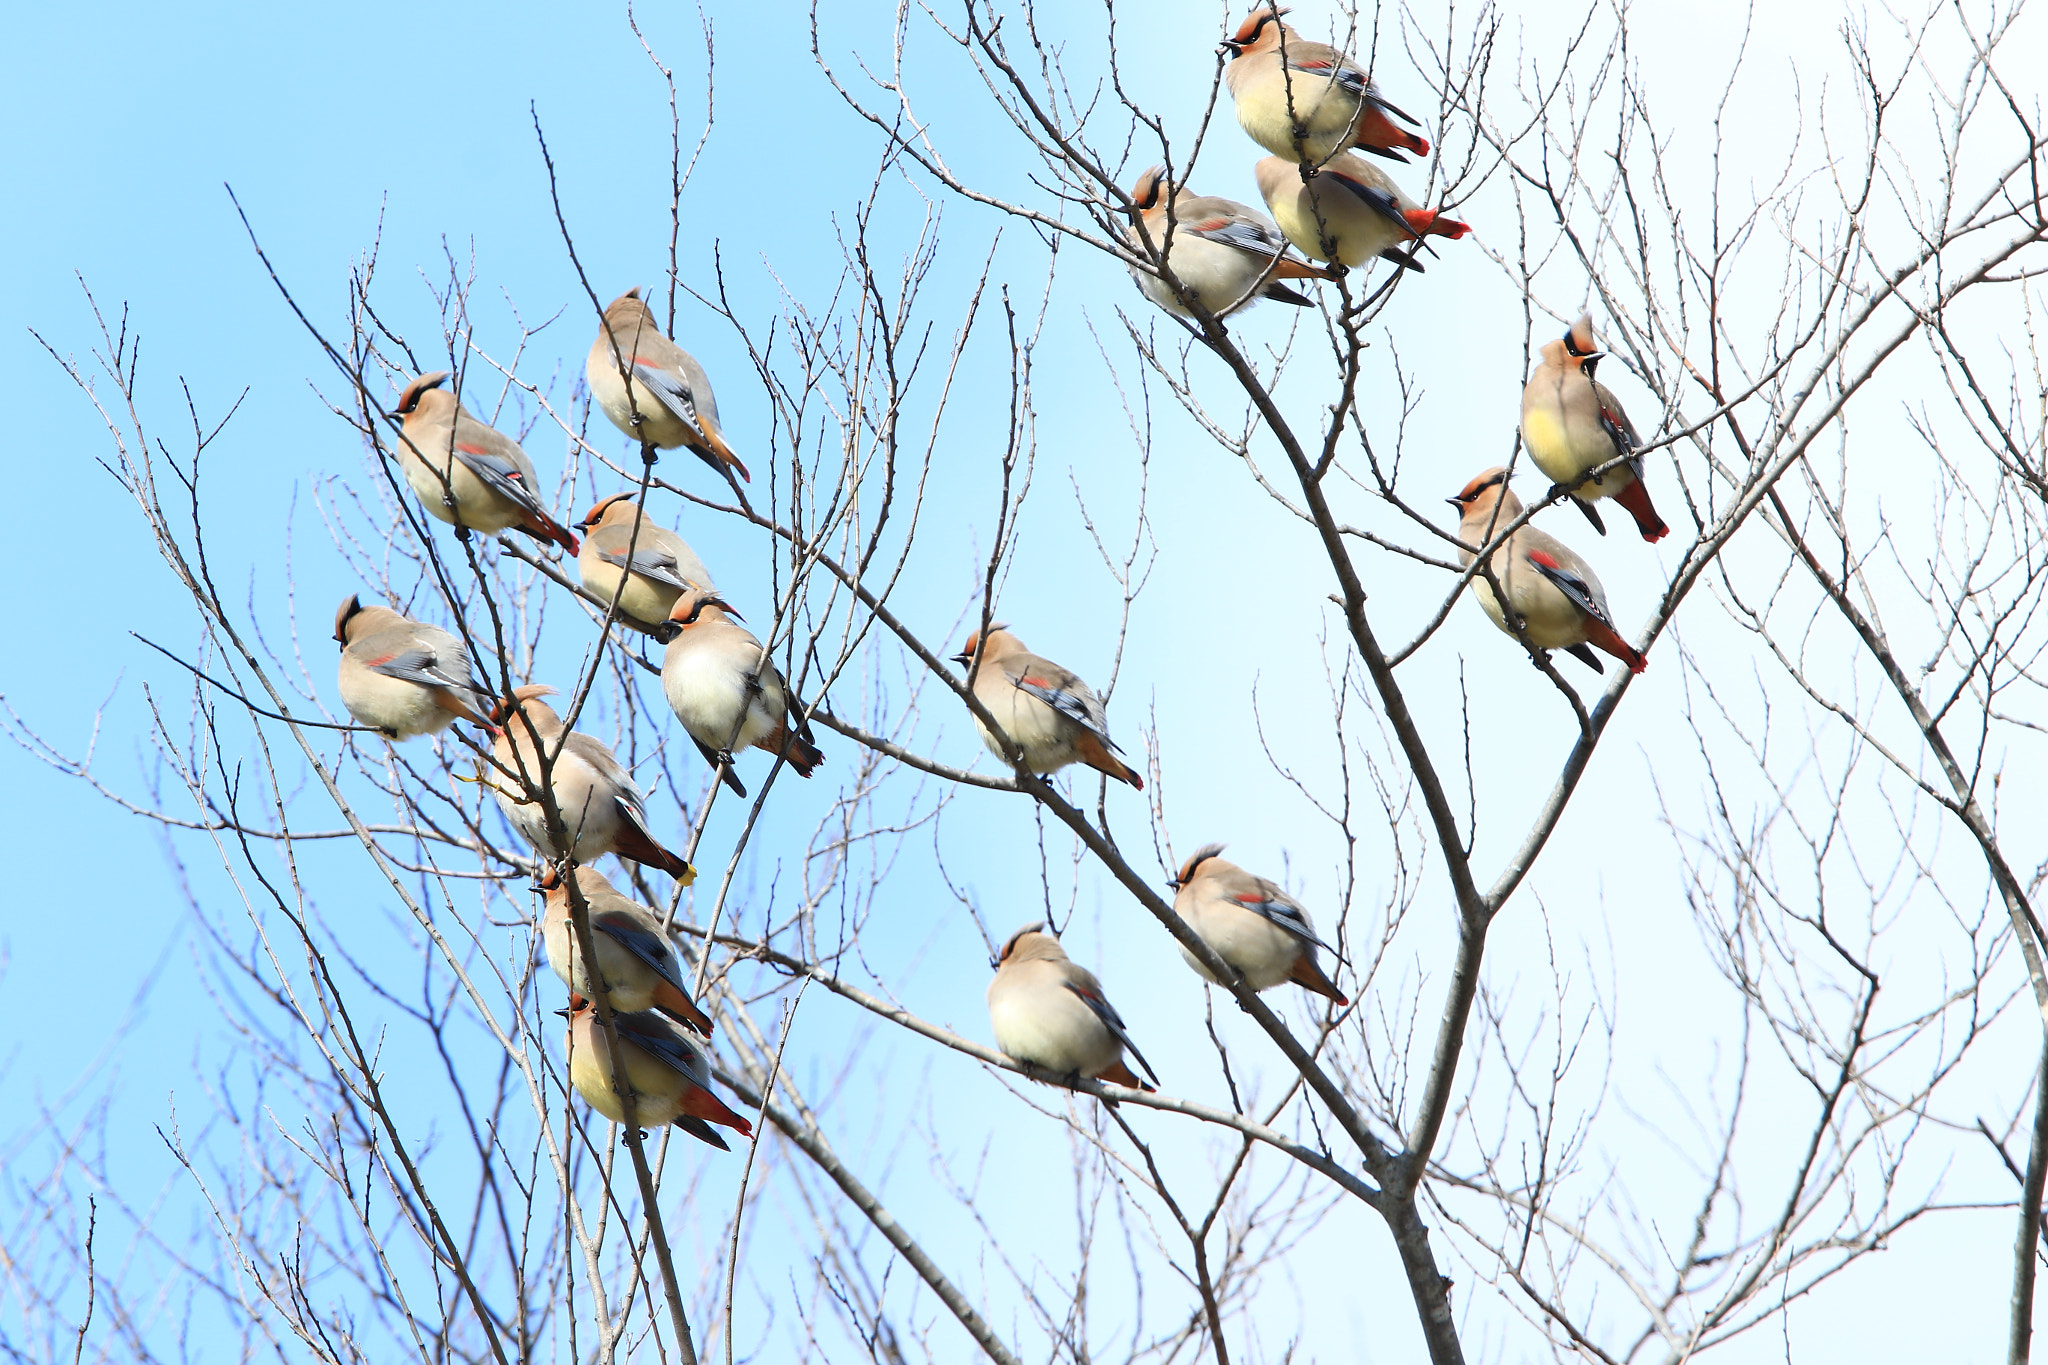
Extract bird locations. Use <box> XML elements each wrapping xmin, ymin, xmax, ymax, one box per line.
<box><xmin>1169</xmin><ymin>844</ymin><xmax>1348</xmax><ymax>1005</ymax></box>
<box><xmin>1124</xmin><ymin>165</ymin><xmax>1334</xmax><ymax>318</ymax></box>
<box><xmin>564</xmin><ymin>997</ymin><xmax>753</xmax><ymax>1149</ymax></box>
<box><xmin>391</xmin><ymin>372</ymin><xmax>579</xmax><ymax>553</ymax></box>
<box><xmin>586</xmin><ymin>288</ymin><xmax>749</xmax><ymax>482</ymax></box>
<box><xmin>987</xmin><ymin>924</ymin><xmax>1158</xmax><ymax>1093</ymax></box>
<box><xmin>950</xmin><ymin>626</ymin><xmax>1142</xmax><ymax>789</ymax></box>
<box><xmin>540</xmin><ymin>864</ymin><xmax>715</xmax><ymax>1035</ymax></box>
<box><xmin>576</xmin><ymin>493</ymin><xmax>716</xmax><ymax>631</ymax></box>
<box><xmin>490</xmin><ymin>685</ymin><xmax>696</xmax><ymax>877</ymax></box>
<box><xmin>1221</xmin><ymin>5</ymin><xmax>1431</xmax><ymax>165</ymax></box>
<box><xmin>1520</xmin><ymin>313</ymin><xmax>1670</xmax><ymax>542</ymax></box>
<box><xmin>1254</xmin><ymin>153</ymin><xmax>1469</xmax><ymax>270</ymax></box>
<box><xmin>1447</xmin><ymin>468</ymin><xmax>1648</xmax><ymax>675</ymax></box>
<box><xmin>656</xmin><ymin>588</ymin><xmax>823</xmax><ymax>798</ymax></box>
<box><xmin>332</xmin><ymin>594</ymin><xmax>496</xmax><ymax>740</ymax></box>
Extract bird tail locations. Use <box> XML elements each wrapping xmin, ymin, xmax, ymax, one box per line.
<box><xmin>610</xmin><ymin>824</ymin><xmax>697</xmax><ymax>882</ymax></box>
<box><xmin>1266</xmin><ymin>256</ymin><xmax>1337</xmax><ymax>281</ymax></box>
<box><xmin>1352</xmin><ymin>106</ymin><xmax>1430</xmax><ymax>160</ymax></box>
<box><xmin>1583</xmin><ymin>621</ymin><xmax>1649</xmax><ymax>675</ymax></box>
<box><xmin>1095</xmin><ymin>1059</ymin><xmax>1157</xmax><ymax>1094</ymax></box>
<box><xmin>1613</xmin><ymin>477</ymin><xmax>1671</xmax><ymax>543</ymax></box>
<box><xmin>1289</xmin><ymin>955</ymin><xmax>1351</xmax><ymax>1007</ymax></box>
<box><xmin>1404</xmin><ymin>209</ymin><xmax>1471</xmax><ymax>241</ymax></box>
<box><xmin>520</xmin><ymin>511</ymin><xmax>582</xmax><ymax>555</ymax></box>
<box><xmin>769</xmin><ymin>727</ymin><xmax>824</xmax><ymax>778</ymax></box>
<box><xmin>698</xmin><ymin>426</ymin><xmax>752</xmax><ymax>483</ymax></box>
<box><xmin>1073</xmin><ymin>733</ymin><xmax>1144</xmax><ymax>791</ymax></box>
<box><xmin>682</xmin><ymin>1085</ymin><xmax>755</xmax><ymax>1139</ymax></box>
<box><xmin>651</xmin><ymin>980</ymin><xmax>716</xmax><ymax>1037</ymax></box>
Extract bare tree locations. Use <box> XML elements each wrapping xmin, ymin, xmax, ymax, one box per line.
<box><xmin>5</xmin><ymin>1</ymin><xmax>2045</xmax><ymax>1363</ymax></box>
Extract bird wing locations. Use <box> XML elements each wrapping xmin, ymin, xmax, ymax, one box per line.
<box><xmin>562</xmin><ymin>732</ymin><xmax>656</xmax><ymax>830</ymax></box>
<box><xmin>596</xmin><ymin>540</ymin><xmax>696</xmax><ymax>590</ymax></box>
<box><xmin>1181</xmin><ymin>212</ymin><xmax>1289</xmax><ymax>259</ymax></box>
<box><xmin>1590</xmin><ymin>378</ymin><xmax>1646</xmax><ymax>477</ymax></box>
<box><xmin>591</xmin><ymin>908</ymin><xmax>687</xmax><ymax>989</ymax></box>
<box><xmin>1062</xmin><ymin>978</ymin><xmax>1160</xmax><ymax>1087</ymax></box>
<box><xmin>1007</xmin><ymin>661</ymin><xmax>1118</xmax><ymax>748</ymax></box>
<box><xmin>1281</xmin><ymin>55</ymin><xmax>1417</xmax><ymax>125</ymax></box>
<box><xmin>358</xmin><ymin>644</ymin><xmax>475</xmax><ymax>693</ymax></box>
<box><xmin>1524</xmin><ymin>549</ymin><xmax>1617</xmax><ymax>628</ymax></box>
<box><xmin>1229</xmin><ymin>886</ymin><xmax>1338</xmax><ymax>954</ymax></box>
<box><xmin>630</xmin><ymin>362</ymin><xmax>710</xmax><ymax>442</ymax></box>
<box><xmin>448</xmin><ymin>442</ymin><xmax>552</xmax><ymax>518</ymax></box>
<box><xmin>613</xmin><ymin>1012</ymin><xmax>711</xmax><ymax>1085</ymax></box>
<box><xmin>1324</xmin><ymin>169</ymin><xmax>1420</xmax><ymax>239</ymax></box>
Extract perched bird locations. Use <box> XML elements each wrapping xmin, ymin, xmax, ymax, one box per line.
<box><xmin>1124</xmin><ymin>165</ymin><xmax>1333</xmax><ymax>318</ymax></box>
<box><xmin>987</xmin><ymin>924</ymin><xmax>1158</xmax><ymax>1092</ymax></box>
<box><xmin>586</xmin><ymin>288</ymin><xmax>749</xmax><ymax>482</ymax></box>
<box><xmin>540</xmin><ymin>864</ymin><xmax>714</xmax><ymax>1035</ymax></box>
<box><xmin>576</xmin><ymin>493</ymin><xmax>716</xmax><ymax>630</ymax></box>
<box><xmin>655</xmin><ymin>588</ymin><xmax>823</xmax><ymax>798</ymax></box>
<box><xmin>1447</xmin><ymin>468</ymin><xmax>1648</xmax><ymax>675</ymax></box>
<box><xmin>490</xmin><ymin>685</ymin><xmax>696</xmax><ymax>877</ymax></box>
<box><xmin>1169</xmin><ymin>844</ymin><xmax>1348</xmax><ymax>1005</ymax></box>
<box><xmin>1254</xmin><ymin>153</ymin><xmax>1469</xmax><ymax>270</ymax></box>
<box><xmin>564</xmin><ymin>997</ymin><xmax>753</xmax><ymax>1149</ymax></box>
<box><xmin>391</xmin><ymin>373</ymin><xmax>579</xmax><ymax>553</ymax></box>
<box><xmin>951</xmin><ymin>626</ymin><xmax>1143</xmax><ymax>789</ymax></box>
<box><xmin>332</xmin><ymin>595</ymin><xmax>495</xmax><ymax>740</ymax></box>
<box><xmin>1520</xmin><ymin>314</ymin><xmax>1670</xmax><ymax>541</ymax></box>
<box><xmin>1221</xmin><ymin>6</ymin><xmax>1431</xmax><ymax>165</ymax></box>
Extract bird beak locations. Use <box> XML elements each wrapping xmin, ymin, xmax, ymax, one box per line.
<box><xmin>987</xmin><ymin>953</ymin><xmax>1001</xmax><ymax>970</ymax></box>
<box><xmin>552</xmin><ymin>1007</ymin><xmax>573</xmax><ymax>1019</ymax></box>
<box><xmin>951</xmin><ymin>652</ymin><xmax>974</xmax><ymax>667</ymax></box>
<box><xmin>1165</xmin><ymin>877</ymin><xmax>1182</xmax><ymax>891</ymax></box>
<box><xmin>1217</xmin><ymin>39</ymin><xmax>1242</xmax><ymax>55</ymax></box>
<box><xmin>1445</xmin><ymin>496</ymin><xmax>1465</xmax><ymax>508</ymax></box>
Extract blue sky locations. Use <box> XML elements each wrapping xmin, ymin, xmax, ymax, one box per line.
<box><xmin>5</xmin><ymin>0</ymin><xmax>2041</xmax><ymax>1361</ymax></box>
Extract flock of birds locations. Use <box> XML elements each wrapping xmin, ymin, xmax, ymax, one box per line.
<box><xmin>323</xmin><ymin>5</ymin><xmax>1668</xmax><ymax>1148</ymax></box>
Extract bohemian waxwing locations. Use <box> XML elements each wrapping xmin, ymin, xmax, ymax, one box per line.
<box><xmin>1519</xmin><ymin>314</ymin><xmax>1670</xmax><ymax>541</ymax></box>
<box><xmin>564</xmin><ymin>997</ymin><xmax>753</xmax><ymax>1149</ymax></box>
<box><xmin>1125</xmin><ymin>165</ymin><xmax>1334</xmax><ymax>318</ymax></box>
<box><xmin>1253</xmin><ymin>153</ymin><xmax>1469</xmax><ymax>270</ymax></box>
<box><xmin>392</xmin><ymin>373</ymin><xmax>579</xmax><ymax>553</ymax></box>
<box><xmin>576</xmin><ymin>493</ymin><xmax>716</xmax><ymax>631</ymax></box>
<box><xmin>1221</xmin><ymin>6</ymin><xmax>1431</xmax><ymax>164</ymax></box>
<box><xmin>655</xmin><ymin>588</ymin><xmax>823</xmax><ymax>798</ymax></box>
<box><xmin>1447</xmin><ymin>468</ymin><xmax>1648</xmax><ymax>675</ymax></box>
<box><xmin>586</xmin><ymin>288</ymin><xmax>749</xmax><ymax>482</ymax></box>
<box><xmin>332</xmin><ymin>594</ymin><xmax>495</xmax><ymax>740</ymax></box>
<box><xmin>987</xmin><ymin>925</ymin><xmax>1158</xmax><ymax>1092</ymax></box>
<box><xmin>490</xmin><ymin>685</ymin><xmax>696</xmax><ymax>877</ymax></box>
<box><xmin>540</xmin><ymin>864</ymin><xmax>714</xmax><ymax>1035</ymax></box>
<box><xmin>951</xmin><ymin>627</ymin><xmax>1142</xmax><ymax>789</ymax></box>
<box><xmin>1169</xmin><ymin>845</ymin><xmax>1348</xmax><ymax>1005</ymax></box>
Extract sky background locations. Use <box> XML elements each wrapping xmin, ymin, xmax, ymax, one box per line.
<box><xmin>3</xmin><ymin>0</ymin><xmax>2041</xmax><ymax>1361</ymax></box>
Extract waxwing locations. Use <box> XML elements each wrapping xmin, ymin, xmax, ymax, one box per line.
<box><xmin>564</xmin><ymin>997</ymin><xmax>752</xmax><ymax>1148</ymax></box>
<box><xmin>392</xmin><ymin>373</ymin><xmax>579</xmax><ymax>553</ymax></box>
<box><xmin>1221</xmin><ymin>6</ymin><xmax>1431</xmax><ymax>164</ymax></box>
<box><xmin>540</xmin><ymin>864</ymin><xmax>714</xmax><ymax>1035</ymax></box>
<box><xmin>586</xmin><ymin>288</ymin><xmax>749</xmax><ymax>481</ymax></box>
<box><xmin>655</xmin><ymin>588</ymin><xmax>823</xmax><ymax>798</ymax></box>
<box><xmin>1125</xmin><ymin>165</ymin><xmax>1333</xmax><ymax>318</ymax></box>
<box><xmin>333</xmin><ymin>594</ymin><xmax>494</xmax><ymax>739</ymax></box>
<box><xmin>1447</xmin><ymin>469</ymin><xmax>1648</xmax><ymax>674</ymax></box>
<box><xmin>576</xmin><ymin>493</ymin><xmax>716</xmax><ymax>630</ymax></box>
<box><xmin>1519</xmin><ymin>314</ymin><xmax>1670</xmax><ymax>541</ymax></box>
<box><xmin>1169</xmin><ymin>844</ymin><xmax>1347</xmax><ymax>1005</ymax></box>
<box><xmin>951</xmin><ymin>626</ymin><xmax>1142</xmax><ymax>789</ymax></box>
<box><xmin>1254</xmin><ymin>153</ymin><xmax>1469</xmax><ymax>270</ymax></box>
<box><xmin>987</xmin><ymin>925</ymin><xmax>1158</xmax><ymax>1092</ymax></box>
<box><xmin>490</xmin><ymin>685</ymin><xmax>696</xmax><ymax>877</ymax></box>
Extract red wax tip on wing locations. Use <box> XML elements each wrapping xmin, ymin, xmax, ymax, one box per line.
<box><xmin>1525</xmin><ymin>549</ymin><xmax>1560</xmax><ymax>571</ymax></box>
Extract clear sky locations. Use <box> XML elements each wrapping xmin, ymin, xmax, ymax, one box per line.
<box><xmin>4</xmin><ymin>0</ymin><xmax>2040</xmax><ymax>1361</ymax></box>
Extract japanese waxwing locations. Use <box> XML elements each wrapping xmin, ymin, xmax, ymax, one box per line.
<box><xmin>1254</xmin><ymin>153</ymin><xmax>1469</xmax><ymax>270</ymax></box>
<box><xmin>1447</xmin><ymin>468</ymin><xmax>1648</xmax><ymax>675</ymax></box>
<box><xmin>655</xmin><ymin>588</ymin><xmax>823</xmax><ymax>798</ymax></box>
<box><xmin>391</xmin><ymin>373</ymin><xmax>579</xmax><ymax>553</ymax></box>
<box><xmin>576</xmin><ymin>493</ymin><xmax>716</xmax><ymax>631</ymax></box>
<box><xmin>1519</xmin><ymin>314</ymin><xmax>1671</xmax><ymax>542</ymax></box>
<box><xmin>540</xmin><ymin>864</ymin><xmax>714</xmax><ymax>1035</ymax></box>
<box><xmin>1125</xmin><ymin>165</ymin><xmax>1334</xmax><ymax>318</ymax></box>
<box><xmin>987</xmin><ymin>925</ymin><xmax>1159</xmax><ymax>1092</ymax></box>
<box><xmin>332</xmin><ymin>594</ymin><xmax>495</xmax><ymax>740</ymax></box>
<box><xmin>490</xmin><ymin>685</ymin><xmax>696</xmax><ymax>878</ymax></box>
<box><xmin>586</xmin><ymin>288</ymin><xmax>750</xmax><ymax>482</ymax></box>
<box><xmin>564</xmin><ymin>997</ymin><xmax>753</xmax><ymax>1149</ymax></box>
<box><xmin>1169</xmin><ymin>845</ymin><xmax>1348</xmax><ymax>1005</ymax></box>
<box><xmin>1220</xmin><ymin>6</ymin><xmax>1431</xmax><ymax>165</ymax></box>
<box><xmin>950</xmin><ymin>627</ymin><xmax>1143</xmax><ymax>789</ymax></box>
